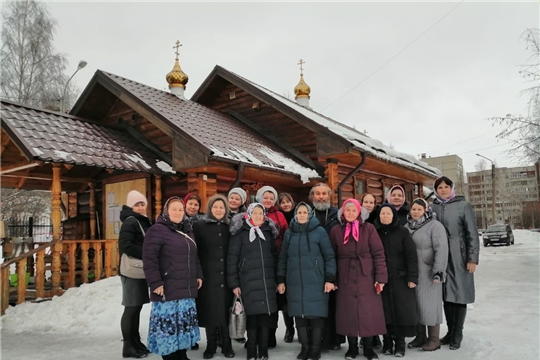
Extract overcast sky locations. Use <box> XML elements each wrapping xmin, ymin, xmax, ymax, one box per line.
<box><xmin>44</xmin><ymin>0</ymin><xmax>538</xmax><ymax>174</ymax></box>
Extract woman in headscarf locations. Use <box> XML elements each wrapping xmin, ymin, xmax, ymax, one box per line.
<box><xmin>227</xmin><ymin>187</ymin><xmax>247</xmax><ymax>220</ymax></box>
<box><xmin>193</xmin><ymin>195</ymin><xmax>235</xmax><ymax>359</ymax></box>
<box><xmin>431</xmin><ymin>176</ymin><xmax>479</xmax><ymax>350</ymax></box>
<box><xmin>385</xmin><ymin>185</ymin><xmax>410</xmax><ymax>226</ymax></box>
<box><xmin>405</xmin><ymin>198</ymin><xmax>448</xmax><ymax>352</ymax></box>
<box><xmin>277</xmin><ymin>202</ymin><xmax>336</xmax><ymax>360</ymax></box>
<box><xmin>143</xmin><ymin>197</ymin><xmax>203</xmax><ymax>360</ymax></box>
<box><xmin>374</xmin><ymin>204</ymin><xmax>418</xmax><ymax>357</ymax></box>
<box><xmin>256</xmin><ymin>186</ymin><xmax>290</xmax><ymax>347</ymax></box>
<box><xmin>330</xmin><ymin>199</ymin><xmax>387</xmax><ymax>360</ymax></box>
<box><xmin>228</xmin><ymin>203</ymin><xmax>279</xmax><ymax>360</ymax></box>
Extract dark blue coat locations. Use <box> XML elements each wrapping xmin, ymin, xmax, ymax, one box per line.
<box><xmin>277</xmin><ymin>215</ymin><xmax>336</xmax><ymax>318</ymax></box>
<box><xmin>143</xmin><ymin>216</ymin><xmax>203</xmax><ymax>303</ymax></box>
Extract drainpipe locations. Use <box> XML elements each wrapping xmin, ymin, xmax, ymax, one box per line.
<box><xmin>229</xmin><ymin>162</ymin><xmax>245</xmax><ymax>192</ymax></box>
<box><xmin>337</xmin><ymin>151</ymin><xmax>367</xmax><ymax>206</ymax></box>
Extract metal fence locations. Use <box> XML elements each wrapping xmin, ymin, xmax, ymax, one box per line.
<box><xmin>6</xmin><ymin>216</ymin><xmax>52</xmax><ymax>242</ymax></box>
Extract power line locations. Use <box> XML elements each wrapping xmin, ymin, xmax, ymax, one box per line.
<box><xmin>321</xmin><ymin>0</ymin><xmax>465</xmax><ymax>111</ymax></box>
<box><xmin>423</xmin><ymin>130</ymin><xmax>500</xmax><ymax>153</ymax></box>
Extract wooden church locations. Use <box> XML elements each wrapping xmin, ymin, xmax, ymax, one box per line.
<box><xmin>0</xmin><ymin>41</ymin><xmax>440</xmax><ymax>312</ymax></box>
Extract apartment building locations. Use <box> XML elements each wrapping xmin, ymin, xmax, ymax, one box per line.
<box><xmin>466</xmin><ymin>164</ymin><xmax>539</xmax><ymax>228</ymax></box>
<box><xmin>420</xmin><ymin>154</ymin><xmax>465</xmax><ymax>195</ymax></box>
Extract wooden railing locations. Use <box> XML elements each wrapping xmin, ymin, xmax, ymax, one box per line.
<box><xmin>1</xmin><ymin>239</ymin><xmax>119</xmax><ymax>315</ymax></box>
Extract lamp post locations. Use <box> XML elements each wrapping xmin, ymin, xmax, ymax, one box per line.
<box><xmin>61</xmin><ymin>60</ymin><xmax>87</xmax><ymax>113</ymax></box>
<box><xmin>476</xmin><ymin>153</ymin><xmax>496</xmax><ymax>225</ymax></box>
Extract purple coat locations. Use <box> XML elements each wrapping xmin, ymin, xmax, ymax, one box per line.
<box><xmin>143</xmin><ymin>216</ymin><xmax>203</xmax><ymax>303</ymax></box>
<box><xmin>330</xmin><ymin>218</ymin><xmax>388</xmax><ymax>337</ymax></box>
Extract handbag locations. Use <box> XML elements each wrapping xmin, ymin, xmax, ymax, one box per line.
<box><xmin>229</xmin><ymin>295</ymin><xmax>246</xmax><ymax>339</ymax></box>
<box><xmin>120</xmin><ymin>217</ymin><xmax>146</xmax><ymax>279</ymax></box>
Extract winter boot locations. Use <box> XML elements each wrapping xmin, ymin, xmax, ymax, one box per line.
<box><xmin>393</xmin><ymin>336</ymin><xmax>405</xmax><ymax>357</ymax></box>
<box><xmin>284</xmin><ymin>313</ymin><xmax>296</xmax><ymax>343</ymax></box>
<box><xmin>246</xmin><ymin>328</ymin><xmax>258</xmax><ymax>360</ymax></box>
<box><xmin>440</xmin><ymin>302</ymin><xmax>454</xmax><ymax>345</ymax></box>
<box><xmin>216</xmin><ymin>326</ymin><xmax>223</xmax><ymax>348</ymax></box>
<box><xmin>307</xmin><ymin>326</ymin><xmax>322</xmax><ymax>360</ymax></box>
<box><xmin>177</xmin><ymin>349</ymin><xmax>190</xmax><ymax>360</ymax></box>
<box><xmin>133</xmin><ymin>333</ymin><xmax>150</xmax><ymax>355</ymax></box>
<box><xmin>382</xmin><ymin>335</ymin><xmax>394</xmax><ymax>355</ymax></box>
<box><xmin>268</xmin><ymin>327</ymin><xmax>277</xmax><ymax>349</ymax></box>
<box><xmin>407</xmin><ymin>325</ymin><xmax>427</xmax><ymax>348</ymax></box>
<box><xmin>161</xmin><ymin>353</ymin><xmax>176</xmax><ymax>360</ymax></box>
<box><xmin>204</xmin><ymin>327</ymin><xmax>218</xmax><ymax>359</ymax></box>
<box><xmin>421</xmin><ymin>325</ymin><xmax>441</xmax><ymax>352</ymax></box>
<box><xmin>258</xmin><ymin>327</ymin><xmax>270</xmax><ymax>360</ymax></box>
<box><xmin>191</xmin><ymin>343</ymin><xmax>199</xmax><ymax>350</ymax></box>
<box><xmin>362</xmin><ymin>337</ymin><xmax>379</xmax><ymax>360</ymax></box>
<box><xmin>220</xmin><ymin>326</ymin><xmax>235</xmax><ymax>358</ymax></box>
<box><xmin>296</xmin><ymin>327</ymin><xmax>310</xmax><ymax>360</ymax></box>
<box><xmin>450</xmin><ymin>306</ymin><xmax>467</xmax><ymax>350</ymax></box>
<box><xmin>123</xmin><ymin>339</ymin><xmax>149</xmax><ymax>358</ymax></box>
<box><xmin>372</xmin><ymin>336</ymin><xmax>382</xmax><ymax>349</ymax></box>
<box><xmin>345</xmin><ymin>336</ymin><xmax>359</xmax><ymax>359</ymax></box>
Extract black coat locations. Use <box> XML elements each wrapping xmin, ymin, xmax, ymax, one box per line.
<box><xmin>374</xmin><ymin>208</ymin><xmax>418</xmax><ymax>328</ymax></box>
<box><xmin>118</xmin><ymin>206</ymin><xmax>152</xmax><ymax>276</ymax></box>
<box><xmin>193</xmin><ymin>217</ymin><xmax>233</xmax><ymax>327</ymax></box>
<box><xmin>227</xmin><ymin>214</ymin><xmax>279</xmax><ymax>316</ymax></box>
<box><xmin>313</xmin><ymin>206</ymin><xmax>339</xmax><ymax>234</ymax></box>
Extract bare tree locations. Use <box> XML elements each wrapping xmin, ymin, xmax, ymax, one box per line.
<box><xmin>0</xmin><ymin>189</ymin><xmax>51</xmax><ymax>222</ymax></box>
<box><xmin>1</xmin><ymin>0</ymin><xmax>75</xmax><ymax>109</ymax></box>
<box><xmin>488</xmin><ymin>28</ymin><xmax>540</xmax><ymax>163</ymax></box>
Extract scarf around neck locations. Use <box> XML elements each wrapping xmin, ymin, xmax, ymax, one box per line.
<box><xmin>344</xmin><ymin>220</ymin><xmax>359</xmax><ymax>244</ymax></box>
<box><xmin>247</xmin><ymin>219</ymin><xmax>265</xmax><ymax>242</ymax></box>
<box><xmin>407</xmin><ymin>210</ymin><xmax>437</xmax><ymax>230</ymax></box>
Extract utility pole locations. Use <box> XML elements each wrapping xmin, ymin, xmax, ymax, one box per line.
<box><xmin>477</xmin><ymin>154</ymin><xmax>496</xmax><ymax>225</ymax></box>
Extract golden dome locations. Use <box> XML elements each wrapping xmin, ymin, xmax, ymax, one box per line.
<box><xmin>166</xmin><ymin>59</ymin><xmax>188</xmax><ymax>89</ymax></box>
<box><xmin>294</xmin><ymin>74</ymin><xmax>311</xmax><ymax>99</ymax></box>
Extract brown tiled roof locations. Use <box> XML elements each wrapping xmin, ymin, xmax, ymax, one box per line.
<box><xmin>1</xmin><ymin>100</ymin><xmax>171</xmax><ymax>174</ymax></box>
<box><xmin>99</xmin><ymin>71</ymin><xmax>319</xmax><ymax>181</ymax></box>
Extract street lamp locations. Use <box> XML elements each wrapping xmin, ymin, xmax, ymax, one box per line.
<box><xmin>476</xmin><ymin>153</ymin><xmax>496</xmax><ymax>225</ymax></box>
<box><xmin>61</xmin><ymin>60</ymin><xmax>87</xmax><ymax>113</ymax></box>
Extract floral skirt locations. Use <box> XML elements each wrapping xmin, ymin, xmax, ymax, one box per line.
<box><xmin>147</xmin><ymin>298</ymin><xmax>200</xmax><ymax>356</ymax></box>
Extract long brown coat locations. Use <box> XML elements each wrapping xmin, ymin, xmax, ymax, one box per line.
<box><xmin>330</xmin><ymin>218</ymin><xmax>388</xmax><ymax>337</ymax></box>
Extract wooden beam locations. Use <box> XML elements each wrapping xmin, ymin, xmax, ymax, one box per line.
<box><xmin>15</xmin><ymin>176</ymin><xmax>27</xmax><ymax>189</ymax></box>
<box><xmin>89</xmin><ymin>183</ymin><xmax>96</xmax><ymax>239</ymax></box>
<box><xmin>117</xmin><ymin>119</ymin><xmax>174</xmax><ymax>166</ymax></box>
<box><xmin>2</xmin><ymin>172</ymin><xmax>95</xmax><ymax>184</ymax></box>
<box><xmin>325</xmin><ymin>159</ymin><xmax>339</xmax><ymax>207</ymax></box>
<box><xmin>51</xmin><ymin>163</ymin><xmax>62</xmax><ymax>296</ymax></box>
<box><xmin>154</xmin><ymin>174</ymin><xmax>162</xmax><ymax>220</ymax></box>
<box><xmin>0</xmin><ymin>136</ymin><xmax>11</xmax><ymax>153</ymax></box>
<box><xmin>198</xmin><ymin>174</ymin><xmax>208</xmax><ymax>211</ymax></box>
<box><xmin>0</xmin><ymin>161</ymin><xmax>41</xmax><ymax>174</ymax></box>
<box><xmin>63</xmin><ymin>164</ymin><xmax>74</xmax><ymax>170</ymax></box>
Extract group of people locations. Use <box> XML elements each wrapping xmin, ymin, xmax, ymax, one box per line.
<box><xmin>117</xmin><ymin>175</ymin><xmax>479</xmax><ymax>360</ymax></box>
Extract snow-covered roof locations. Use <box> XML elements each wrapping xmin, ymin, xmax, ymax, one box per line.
<box><xmin>226</xmin><ymin>69</ymin><xmax>441</xmax><ymax>178</ymax></box>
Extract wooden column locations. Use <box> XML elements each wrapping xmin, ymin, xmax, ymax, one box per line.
<box><xmin>206</xmin><ymin>174</ymin><xmax>217</xmax><ymax>203</ymax></box>
<box><xmin>197</xmin><ymin>174</ymin><xmax>208</xmax><ymax>211</ymax></box>
<box><xmin>325</xmin><ymin>159</ymin><xmax>339</xmax><ymax>207</ymax></box>
<box><xmin>51</xmin><ymin>163</ymin><xmax>63</xmax><ymax>296</ymax></box>
<box><xmin>89</xmin><ymin>183</ymin><xmax>96</xmax><ymax>239</ymax></box>
<box><xmin>154</xmin><ymin>174</ymin><xmax>162</xmax><ymax>219</ymax></box>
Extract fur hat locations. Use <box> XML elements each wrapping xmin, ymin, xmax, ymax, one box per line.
<box><xmin>256</xmin><ymin>186</ymin><xmax>278</xmax><ymax>205</ymax></box>
<box><xmin>228</xmin><ymin>187</ymin><xmax>247</xmax><ymax>204</ymax></box>
<box><xmin>126</xmin><ymin>190</ymin><xmax>147</xmax><ymax>208</ymax></box>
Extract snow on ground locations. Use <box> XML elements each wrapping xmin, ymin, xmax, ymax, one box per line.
<box><xmin>1</xmin><ymin>230</ymin><xmax>539</xmax><ymax>360</ymax></box>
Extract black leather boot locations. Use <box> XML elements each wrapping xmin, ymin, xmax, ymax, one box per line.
<box><xmin>177</xmin><ymin>349</ymin><xmax>190</xmax><ymax>360</ymax></box>
<box><xmin>258</xmin><ymin>327</ymin><xmax>270</xmax><ymax>360</ymax></box>
<box><xmin>123</xmin><ymin>339</ymin><xmax>149</xmax><ymax>358</ymax></box>
<box><xmin>284</xmin><ymin>311</ymin><xmax>295</xmax><ymax>343</ymax></box>
<box><xmin>450</xmin><ymin>306</ymin><xmax>467</xmax><ymax>350</ymax></box>
<box><xmin>246</xmin><ymin>328</ymin><xmax>258</xmax><ymax>360</ymax></box>
<box><xmin>345</xmin><ymin>336</ymin><xmax>359</xmax><ymax>359</ymax></box>
<box><xmin>133</xmin><ymin>333</ymin><xmax>150</xmax><ymax>355</ymax></box>
<box><xmin>440</xmin><ymin>302</ymin><xmax>455</xmax><ymax>345</ymax></box>
<box><xmin>296</xmin><ymin>326</ymin><xmax>310</xmax><ymax>360</ymax></box>
<box><xmin>220</xmin><ymin>326</ymin><xmax>235</xmax><ymax>358</ymax></box>
<box><xmin>362</xmin><ymin>337</ymin><xmax>378</xmax><ymax>360</ymax></box>
<box><xmin>372</xmin><ymin>336</ymin><xmax>382</xmax><ymax>349</ymax></box>
<box><xmin>307</xmin><ymin>326</ymin><xmax>322</xmax><ymax>360</ymax></box>
<box><xmin>268</xmin><ymin>327</ymin><xmax>277</xmax><ymax>349</ymax></box>
<box><xmin>204</xmin><ymin>327</ymin><xmax>218</xmax><ymax>359</ymax></box>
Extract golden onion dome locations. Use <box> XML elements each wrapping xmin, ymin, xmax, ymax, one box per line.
<box><xmin>294</xmin><ymin>74</ymin><xmax>311</xmax><ymax>99</ymax></box>
<box><xmin>166</xmin><ymin>59</ymin><xmax>188</xmax><ymax>89</ymax></box>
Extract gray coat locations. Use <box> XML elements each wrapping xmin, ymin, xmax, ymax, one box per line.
<box><xmin>432</xmin><ymin>196</ymin><xmax>479</xmax><ymax>304</ymax></box>
<box><xmin>406</xmin><ymin>219</ymin><xmax>448</xmax><ymax>325</ymax></box>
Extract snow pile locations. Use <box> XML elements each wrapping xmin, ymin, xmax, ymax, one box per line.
<box><xmin>1</xmin><ymin>277</ymin><xmax>148</xmax><ymax>336</ymax></box>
